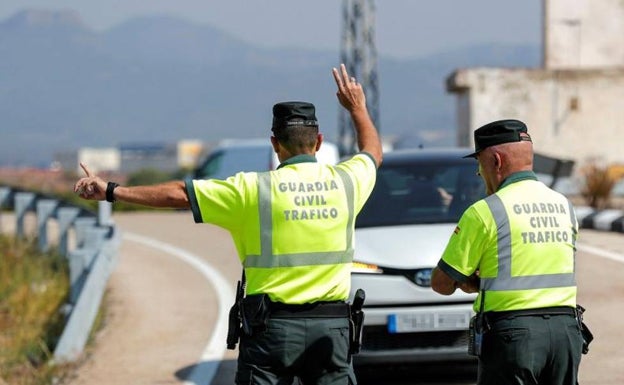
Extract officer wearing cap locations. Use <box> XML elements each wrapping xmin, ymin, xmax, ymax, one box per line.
<box><xmin>74</xmin><ymin>64</ymin><xmax>382</xmax><ymax>385</ymax></box>
<box><xmin>431</xmin><ymin>119</ymin><xmax>584</xmax><ymax>384</ymax></box>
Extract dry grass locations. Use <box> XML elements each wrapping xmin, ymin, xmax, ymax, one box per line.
<box><xmin>579</xmin><ymin>163</ymin><xmax>619</xmax><ymax>209</ymax></box>
<box><xmin>0</xmin><ymin>235</ymin><xmax>74</xmax><ymax>384</ymax></box>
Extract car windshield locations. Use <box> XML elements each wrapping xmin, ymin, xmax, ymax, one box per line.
<box><xmin>356</xmin><ymin>160</ymin><xmax>486</xmax><ymax>228</ymax></box>
<box><xmin>195</xmin><ymin>146</ymin><xmax>273</xmax><ymax>179</ymax></box>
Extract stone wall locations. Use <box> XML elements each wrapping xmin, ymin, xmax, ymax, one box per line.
<box><xmin>545</xmin><ymin>0</ymin><xmax>624</xmax><ymax>69</ymax></box>
<box><xmin>447</xmin><ymin>0</ymin><xmax>624</xmax><ymax>173</ymax></box>
<box><xmin>447</xmin><ymin>67</ymin><xmax>624</xmax><ymax>169</ymax></box>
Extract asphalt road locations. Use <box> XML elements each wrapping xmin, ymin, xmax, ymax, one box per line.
<box><xmin>66</xmin><ymin>211</ymin><xmax>624</xmax><ymax>385</ymax></box>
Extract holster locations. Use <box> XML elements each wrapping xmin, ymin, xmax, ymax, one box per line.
<box><xmin>226</xmin><ymin>302</ymin><xmax>241</xmax><ymax>350</ymax></box>
<box><xmin>468</xmin><ymin>290</ymin><xmax>487</xmax><ymax>357</ymax></box>
<box><xmin>467</xmin><ymin>313</ymin><xmax>486</xmax><ymax>357</ymax></box>
<box><xmin>226</xmin><ymin>280</ymin><xmax>244</xmax><ymax>350</ymax></box>
<box><xmin>576</xmin><ymin>304</ymin><xmax>594</xmax><ymax>354</ymax></box>
<box><xmin>349</xmin><ymin>289</ymin><xmax>366</xmax><ymax>355</ymax></box>
<box><xmin>240</xmin><ymin>294</ymin><xmax>271</xmax><ymax>336</ymax></box>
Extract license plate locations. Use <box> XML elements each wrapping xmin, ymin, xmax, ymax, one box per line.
<box><xmin>388</xmin><ymin>311</ymin><xmax>471</xmax><ymax>333</ymax></box>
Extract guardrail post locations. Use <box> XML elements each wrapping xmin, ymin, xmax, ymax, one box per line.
<box><xmin>98</xmin><ymin>201</ymin><xmax>113</xmax><ymax>227</ymax></box>
<box><xmin>0</xmin><ymin>184</ymin><xmax>122</xmax><ymax>364</ymax></box>
<box><xmin>67</xmin><ymin>248</ymin><xmax>97</xmax><ymax>305</ymax></box>
<box><xmin>73</xmin><ymin>217</ymin><xmax>97</xmax><ymax>248</ymax></box>
<box><xmin>0</xmin><ymin>187</ymin><xmax>12</xmax><ymax>233</ymax></box>
<box><xmin>83</xmin><ymin>226</ymin><xmax>110</xmax><ymax>250</ymax></box>
<box><xmin>14</xmin><ymin>192</ymin><xmax>36</xmax><ymax>238</ymax></box>
<box><xmin>57</xmin><ymin>207</ymin><xmax>81</xmax><ymax>256</ymax></box>
<box><xmin>67</xmin><ymin>226</ymin><xmax>110</xmax><ymax>304</ymax></box>
<box><xmin>0</xmin><ymin>186</ymin><xmax>10</xmax><ymax>206</ymax></box>
<box><xmin>36</xmin><ymin>199</ymin><xmax>59</xmax><ymax>252</ymax></box>
<box><xmin>54</xmin><ymin>227</ymin><xmax>121</xmax><ymax>362</ymax></box>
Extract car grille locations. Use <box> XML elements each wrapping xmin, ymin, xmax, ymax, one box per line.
<box><xmin>380</xmin><ymin>267</ymin><xmax>434</xmax><ymax>287</ymax></box>
<box><xmin>362</xmin><ymin>325</ymin><xmax>469</xmax><ymax>351</ymax></box>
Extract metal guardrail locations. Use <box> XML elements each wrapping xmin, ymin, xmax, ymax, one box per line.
<box><xmin>0</xmin><ymin>186</ymin><xmax>121</xmax><ymax>362</ymax></box>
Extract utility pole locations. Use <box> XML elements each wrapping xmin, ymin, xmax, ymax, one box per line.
<box><xmin>339</xmin><ymin>0</ymin><xmax>380</xmax><ymax>156</ymax></box>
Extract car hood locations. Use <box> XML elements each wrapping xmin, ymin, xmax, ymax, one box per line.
<box><xmin>354</xmin><ymin>223</ymin><xmax>456</xmax><ymax>269</ymax></box>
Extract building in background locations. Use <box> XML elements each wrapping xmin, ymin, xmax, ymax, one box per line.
<box><xmin>54</xmin><ymin>140</ymin><xmax>205</xmax><ymax>175</ymax></box>
<box><xmin>447</xmin><ymin>0</ymin><xmax>624</xmax><ymax>168</ymax></box>
<box><xmin>118</xmin><ymin>142</ymin><xmax>178</xmax><ymax>173</ymax></box>
<box><xmin>177</xmin><ymin>140</ymin><xmax>205</xmax><ymax>170</ymax></box>
<box><xmin>77</xmin><ymin>147</ymin><xmax>120</xmax><ymax>174</ymax></box>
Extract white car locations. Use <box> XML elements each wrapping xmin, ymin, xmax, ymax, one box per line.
<box><xmin>193</xmin><ymin>138</ymin><xmax>339</xmax><ymax>179</ymax></box>
<box><xmin>350</xmin><ymin>148</ymin><xmax>485</xmax><ymax>365</ymax></box>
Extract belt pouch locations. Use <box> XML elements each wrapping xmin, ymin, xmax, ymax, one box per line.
<box><xmin>241</xmin><ymin>294</ymin><xmax>270</xmax><ymax>336</ymax></box>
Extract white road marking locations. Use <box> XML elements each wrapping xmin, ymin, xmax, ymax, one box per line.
<box><xmin>123</xmin><ymin>232</ymin><xmax>235</xmax><ymax>385</ymax></box>
<box><xmin>119</xmin><ymin>231</ymin><xmax>623</xmax><ymax>385</ymax></box>
<box><xmin>577</xmin><ymin>243</ymin><xmax>624</xmax><ymax>264</ymax></box>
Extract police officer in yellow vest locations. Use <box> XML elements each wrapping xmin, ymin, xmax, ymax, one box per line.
<box><xmin>74</xmin><ymin>63</ymin><xmax>383</xmax><ymax>385</ymax></box>
<box><xmin>431</xmin><ymin>119</ymin><xmax>584</xmax><ymax>385</ymax></box>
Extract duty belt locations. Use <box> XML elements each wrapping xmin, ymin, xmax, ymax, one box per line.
<box><xmin>486</xmin><ymin>306</ymin><xmax>576</xmax><ymax>322</ymax></box>
<box><xmin>269</xmin><ymin>301</ymin><xmax>350</xmax><ymax>318</ymax></box>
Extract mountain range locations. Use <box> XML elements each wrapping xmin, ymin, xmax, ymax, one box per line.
<box><xmin>0</xmin><ymin>9</ymin><xmax>540</xmax><ymax>167</ymax></box>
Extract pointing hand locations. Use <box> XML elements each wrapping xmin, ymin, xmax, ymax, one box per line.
<box><xmin>73</xmin><ymin>162</ymin><xmax>107</xmax><ymax>201</ymax></box>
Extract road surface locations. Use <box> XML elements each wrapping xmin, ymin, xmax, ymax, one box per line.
<box><xmin>64</xmin><ymin>211</ymin><xmax>624</xmax><ymax>385</ymax></box>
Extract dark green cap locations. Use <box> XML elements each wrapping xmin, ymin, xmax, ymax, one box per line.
<box><xmin>464</xmin><ymin>119</ymin><xmax>532</xmax><ymax>158</ymax></box>
<box><xmin>272</xmin><ymin>101</ymin><xmax>318</xmax><ymax>131</ymax></box>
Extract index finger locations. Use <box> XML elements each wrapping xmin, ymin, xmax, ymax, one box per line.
<box><xmin>80</xmin><ymin>162</ymin><xmax>92</xmax><ymax>177</ymax></box>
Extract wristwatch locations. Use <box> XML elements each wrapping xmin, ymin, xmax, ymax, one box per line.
<box><xmin>106</xmin><ymin>182</ymin><xmax>120</xmax><ymax>203</ymax></box>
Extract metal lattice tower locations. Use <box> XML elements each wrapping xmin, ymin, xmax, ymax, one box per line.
<box><xmin>339</xmin><ymin>0</ymin><xmax>380</xmax><ymax>156</ymax></box>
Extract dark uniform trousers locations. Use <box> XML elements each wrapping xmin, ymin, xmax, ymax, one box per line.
<box><xmin>478</xmin><ymin>310</ymin><xmax>584</xmax><ymax>385</ymax></box>
<box><xmin>235</xmin><ymin>304</ymin><xmax>356</xmax><ymax>385</ymax></box>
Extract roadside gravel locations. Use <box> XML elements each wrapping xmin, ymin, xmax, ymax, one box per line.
<box><xmin>64</xmin><ymin>212</ymin><xmax>232</xmax><ymax>385</ymax></box>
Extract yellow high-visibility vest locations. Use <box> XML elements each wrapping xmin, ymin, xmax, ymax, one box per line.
<box><xmin>187</xmin><ymin>153</ymin><xmax>377</xmax><ymax>304</ymax></box>
<box><xmin>440</xmin><ymin>172</ymin><xmax>578</xmax><ymax>312</ymax></box>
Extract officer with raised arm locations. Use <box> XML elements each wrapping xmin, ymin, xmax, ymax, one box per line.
<box><xmin>74</xmin><ymin>64</ymin><xmax>382</xmax><ymax>385</ymax></box>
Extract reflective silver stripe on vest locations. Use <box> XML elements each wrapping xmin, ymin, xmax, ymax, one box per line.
<box><xmin>480</xmin><ymin>194</ymin><xmax>576</xmax><ymax>291</ymax></box>
<box><xmin>336</xmin><ymin>168</ymin><xmax>356</xmax><ymax>251</ymax></box>
<box><xmin>568</xmin><ymin>200</ymin><xmax>578</xmax><ymax>249</ymax></box>
<box><xmin>258</xmin><ymin>171</ymin><xmax>274</xmax><ymax>259</ymax></box>
<box><xmin>568</xmin><ymin>199</ymin><xmax>579</xmax><ymax>273</ymax></box>
<box><xmin>244</xmin><ymin>170</ymin><xmax>355</xmax><ymax>268</ymax></box>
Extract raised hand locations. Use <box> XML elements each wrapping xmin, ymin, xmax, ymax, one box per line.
<box><xmin>332</xmin><ymin>63</ymin><xmax>367</xmax><ymax>113</ymax></box>
<box><xmin>73</xmin><ymin>162</ymin><xmax>107</xmax><ymax>200</ymax></box>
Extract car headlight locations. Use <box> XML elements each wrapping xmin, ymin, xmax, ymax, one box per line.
<box><xmin>352</xmin><ymin>261</ymin><xmax>383</xmax><ymax>274</ymax></box>
<box><xmin>413</xmin><ymin>268</ymin><xmax>433</xmax><ymax>287</ymax></box>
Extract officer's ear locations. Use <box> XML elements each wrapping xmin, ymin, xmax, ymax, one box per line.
<box><xmin>493</xmin><ymin>152</ymin><xmax>502</xmax><ymax>169</ymax></box>
<box><xmin>315</xmin><ymin>133</ymin><xmax>323</xmax><ymax>152</ymax></box>
<box><xmin>270</xmin><ymin>136</ymin><xmax>280</xmax><ymax>154</ymax></box>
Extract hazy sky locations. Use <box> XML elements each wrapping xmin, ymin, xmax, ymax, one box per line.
<box><xmin>0</xmin><ymin>0</ymin><xmax>542</xmax><ymax>59</ymax></box>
